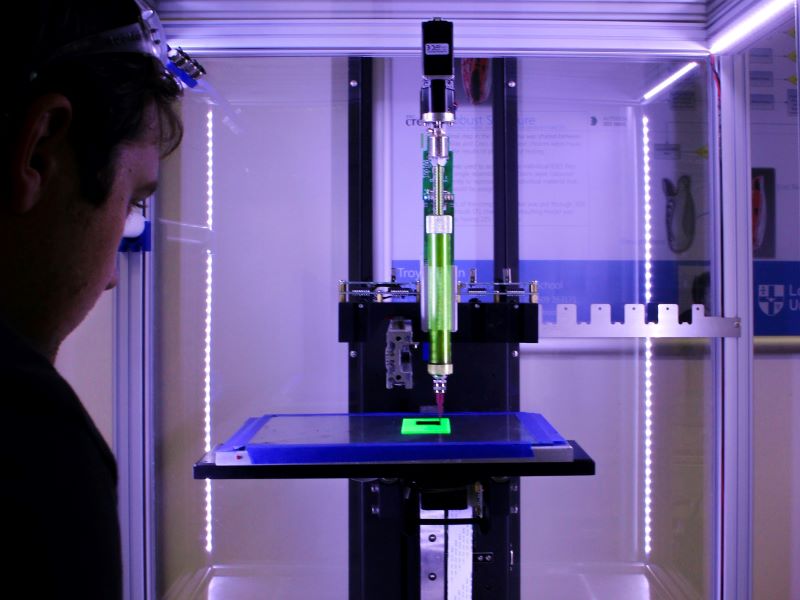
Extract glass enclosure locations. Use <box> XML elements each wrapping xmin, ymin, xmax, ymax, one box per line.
<box><xmin>154</xmin><ymin>54</ymin><xmax>719</xmax><ymax>599</ymax></box>
<box><xmin>514</xmin><ymin>58</ymin><xmax>715</xmax><ymax>598</ymax></box>
<box><xmin>748</xmin><ymin>16</ymin><xmax>800</xmax><ymax>600</ymax></box>
<box><xmin>155</xmin><ymin>58</ymin><xmax>350</xmax><ymax>598</ymax></box>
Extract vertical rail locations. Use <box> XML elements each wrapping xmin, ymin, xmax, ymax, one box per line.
<box><xmin>489</xmin><ymin>57</ymin><xmax>521</xmax><ymax>600</ymax></box>
<box><xmin>348</xmin><ymin>57</ymin><xmax>400</xmax><ymax>600</ymax></box>
<box><xmin>347</xmin><ymin>57</ymin><xmax>373</xmax><ymax>416</ymax></box>
<box><xmin>114</xmin><ymin>250</ymin><xmax>150</xmax><ymax>600</ymax></box>
<box><xmin>491</xmin><ymin>57</ymin><xmax>521</xmax><ymax>413</ymax></box>
<box><xmin>718</xmin><ymin>53</ymin><xmax>754</xmax><ymax>600</ymax></box>
<box><xmin>348</xmin><ymin>57</ymin><xmax>374</xmax><ymax>284</ymax></box>
<box><xmin>492</xmin><ymin>58</ymin><xmax>520</xmax><ymax>286</ymax></box>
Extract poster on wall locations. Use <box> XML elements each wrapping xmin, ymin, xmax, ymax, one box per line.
<box><xmin>752</xmin><ymin>166</ymin><xmax>800</xmax><ymax>335</ymax></box>
<box><xmin>752</xmin><ymin>168</ymin><xmax>776</xmax><ymax>259</ymax></box>
<box><xmin>751</xmin><ymin>166</ymin><xmax>800</xmax><ymax>335</ymax></box>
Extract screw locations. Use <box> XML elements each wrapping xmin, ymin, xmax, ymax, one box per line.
<box><xmin>486</xmin><ymin>554</ymin><xmax>493</xmax><ymax>562</ymax></box>
<box><xmin>370</xmin><ymin>483</ymin><xmax>380</xmax><ymax>493</ymax></box>
<box><xmin>428</xmin><ymin>573</ymin><xmax>437</xmax><ymax>581</ymax></box>
<box><xmin>508</xmin><ymin>80</ymin><xmax>517</xmax><ymax>88</ymax></box>
<box><xmin>371</xmin><ymin>505</ymin><xmax>380</xmax><ymax>516</ymax></box>
<box><xmin>350</xmin><ymin>80</ymin><xmax>359</xmax><ymax>87</ymax></box>
<box><xmin>511</xmin><ymin>484</ymin><xmax>519</xmax><ymax>492</ymax></box>
<box><xmin>358</xmin><ymin>303</ymin><xmax>364</xmax><ymax>309</ymax></box>
<box><xmin>510</xmin><ymin>505</ymin><xmax>519</xmax><ymax>514</ymax></box>
<box><xmin>350</xmin><ymin>350</ymin><xmax>358</xmax><ymax>358</ymax></box>
<box><xmin>477</xmin><ymin>555</ymin><xmax>484</xmax><ymax>562</ymax></box>
<box><xmin>428</xmin><ymin>534</ymin><xmax>437</xmax><ymax>542</ymax></box>
<box><xmin>512</xmin><ymin>350</ymin><xmax>519</xmax><ymax>358</ymax></box>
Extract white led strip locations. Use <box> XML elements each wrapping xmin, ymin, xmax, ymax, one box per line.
<box><xmin>206</xmin><ymin>110</ymin><xmax>215</xmax><ymax>232</ymax></box>
<box><xmin>204</xmin><ymin>109</ymin><xmax>214</xmax><ymax>554</ymax></box>
<box><xmin>710</xmin><ymin>0</ymin><xmax>795</xmax><ymax>54</ymax></box>
<box><xmin>642</xmin><ymin>115</ymin><xmax>653</xmax><ymax>556</ymax></box>
<box><xmin>644</xmin><ymin>337</ymin><xmax>653</xmax><ymax>556</ymax></box>
<box><xmin>642</xmin><ymin>62</ymin><xmax>699</xmax><ymax>102</ymax></box>
<box><xmin>642</xmin><ymin>117</ymin><xmax>652</xmax><ymax>305</ymax></box>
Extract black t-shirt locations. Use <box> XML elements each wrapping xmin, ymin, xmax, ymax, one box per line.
<box><xmin>0</xmin><ymin>322</ymin><xmax>122</xmax><ymax>599</ymax></box>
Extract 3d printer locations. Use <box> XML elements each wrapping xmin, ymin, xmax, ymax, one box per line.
<box><xmin>195</xmin><ymin>20</ymin><xmax>595</xmax><ymax>600</ymax></box>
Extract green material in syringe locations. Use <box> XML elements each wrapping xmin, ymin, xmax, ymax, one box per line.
<box><xmin>423</xmin><ymin>150</ymin><xmax>454</xmax><ymax>377</ymax></box>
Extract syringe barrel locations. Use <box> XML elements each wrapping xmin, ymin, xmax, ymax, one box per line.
<box><xmin>426</xmin><ymin>229</ymin><xmax>453</xmax><ymax>367</ymax></box>
<box><xmin>423</xmin><ymin>149</ymin><xmax>454</xmax><ymax>373</ymax></box>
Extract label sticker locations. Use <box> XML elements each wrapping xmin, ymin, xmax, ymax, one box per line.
<box><xmin>426</xmin><ymin>215</ymin><xmax>453</xmax><ymax>234</ymax></box>
<box><xmin>425</xmin><ymin>43</ymin><xmax>450</xmax><ymax>56</ymax></box>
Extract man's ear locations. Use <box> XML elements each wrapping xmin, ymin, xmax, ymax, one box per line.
<box><xmin>7</xmin><ymin>94</ymin><xmax>73</xmax><ymax>214</ymax></box>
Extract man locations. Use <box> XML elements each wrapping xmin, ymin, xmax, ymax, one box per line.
<box><xmin>0</xmin><ymin>1</ymin><xmax>185</xmax><ymax>596</ymax></box>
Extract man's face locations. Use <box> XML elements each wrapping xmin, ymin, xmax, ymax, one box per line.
<box><xmin>51</xmin><ymin>110</ymin><xmax>160</xmax><ymax>347</ymax></box>
<box><xmin>0</xmin><ymin>94</ymin><xmax>168</xmax><ymax>360</ymax></box>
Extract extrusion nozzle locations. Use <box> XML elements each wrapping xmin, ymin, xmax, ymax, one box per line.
<box><xmin>433</xmin><ymin>374</ymin><xmax>447</xmax><ymax>415</ymax></box>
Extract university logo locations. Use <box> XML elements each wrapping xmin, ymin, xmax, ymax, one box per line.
<box><xmin>758</xmin><ymin>284</ymin><xmax>785</xmax><ymax>316</ymax></box>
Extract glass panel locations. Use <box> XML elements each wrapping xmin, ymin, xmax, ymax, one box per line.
<box><xmin>517</xmin><ymin>57</ymin><xmax>716</xmax><ymax>598</ymax></box>
<box><xmin>748</xmin><ymin>15</ymin><xmax>800</xmax><ymax>600</ymax></box>
<box><xmin>154</xmin><ymin>57</ymin><xmax>349</xmax><ymax>598</ymax></box>
<box><xmin>518</xmin><ymin>58</ymin><xmax>716</xmax><ymax>321</ymax></box>
<box><xmin>154</xmin><ymin>53</ymin><xmax>720</xmax><ymax>600</ymax></box>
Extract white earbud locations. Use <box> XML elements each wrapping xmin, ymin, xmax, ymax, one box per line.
<box><xmin>123</xmin><ymin>212</ymin><xmax>147</xmax><ymax>238</ymax></box>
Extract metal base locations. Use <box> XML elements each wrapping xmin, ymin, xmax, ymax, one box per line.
<box><xmin>349</xmin><ymin>478</ymin><xmax>520</xmax><ymax>600</ymax></box>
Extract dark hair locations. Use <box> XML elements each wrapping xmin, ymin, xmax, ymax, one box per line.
<box><xmin>3</xmin><ymin>0</ymin><xmax>183</xmax><ymax>203</ymax></box>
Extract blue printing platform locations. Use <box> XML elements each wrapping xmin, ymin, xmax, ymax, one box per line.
<box><xmin>215</xmin><ymin>412</ymin><xmax>571</xmax><ymax>465</ymax></box>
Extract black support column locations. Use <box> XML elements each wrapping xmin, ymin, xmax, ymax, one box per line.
<box><xmin>348</xmin><ymin>57</ymin><xmax>373</xmax><ymax>284</ymax></box>
<box><xmin>347</xmin><ymin>57</ymin><xmax>373</xmax><ymax>415</ymax></box>
<box><xmin>485</xmin><ymin>57</ymin><xmax>521</xmax><ymax>600</ymax></box>
<box><xmin>348</xmin><ymin>57</ymin><xmax>409</xmax><ymax>600</ymax></box>
<box><xmin>491</xmin><ymin>57</ymin><xmax>521</xmax><ymax>412</ymax></box>
<box><xmin>492</xmin><ymin>58</ymin><xmax>520</xmax><ymax>285</ymax></box>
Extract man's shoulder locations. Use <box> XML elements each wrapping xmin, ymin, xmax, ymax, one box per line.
<box><xmin>0</xmin><ymin>319</ymin><xmax>60</xmax><ymax>389</ymax></box>
<box><xmin>0</xmin><ymin>323</ymin><xmax>116</xmax><ymax>478</ymax></box>
<box><xmin>1</xmin><ymin>331</ymin><xmax>85</xmax><ymax>424</ymax></box>
<box><xmin>0</xmin><ymin>328</ymin><xmax>122</xmax><ymax>600</ymax></box>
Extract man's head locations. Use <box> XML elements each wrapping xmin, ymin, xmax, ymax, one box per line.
<box><xmin>0</xmin><ymin>0</ymin><xmax>183</xmax><ymax>361</ymax></box>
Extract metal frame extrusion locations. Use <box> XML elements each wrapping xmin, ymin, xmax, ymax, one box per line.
<box><xmin>717</xmin><ymin>52</ymin><xmax>754</xmax><ymax>600</ymax></box>
<box><xmin>115</xmin><ymin>8</ymin><xmax>767</xmax><ymax>599</ymax></box>
<box><xmin>114</xmin><ymin>247</ymin><xmax>156</xmax><ymax>600</ymax></box>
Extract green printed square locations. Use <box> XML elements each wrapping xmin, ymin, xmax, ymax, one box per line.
<box><xmin>401</xmin><ymin>417</ymin><xmax>451</xmax><ymax>435</ymax></box>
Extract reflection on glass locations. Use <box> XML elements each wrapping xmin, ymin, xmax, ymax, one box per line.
<box><xmin>155</xmin><ymin>54</ymin><xmax>718</xmax><ymax>599</ymax></box>
<box><xmin>517</xmin><ymin>57</ymin><xmax>715</xmax><ymax>598</ymax></box>
<box><xmin>749</xmin><ymin>16</ymin><xmax>800</xmax><ymax>600</ymax></box>
<box><xmin>155</xmin><ymin>57</ymin><xmax>349</xmax><ymax>598</ymax></box>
